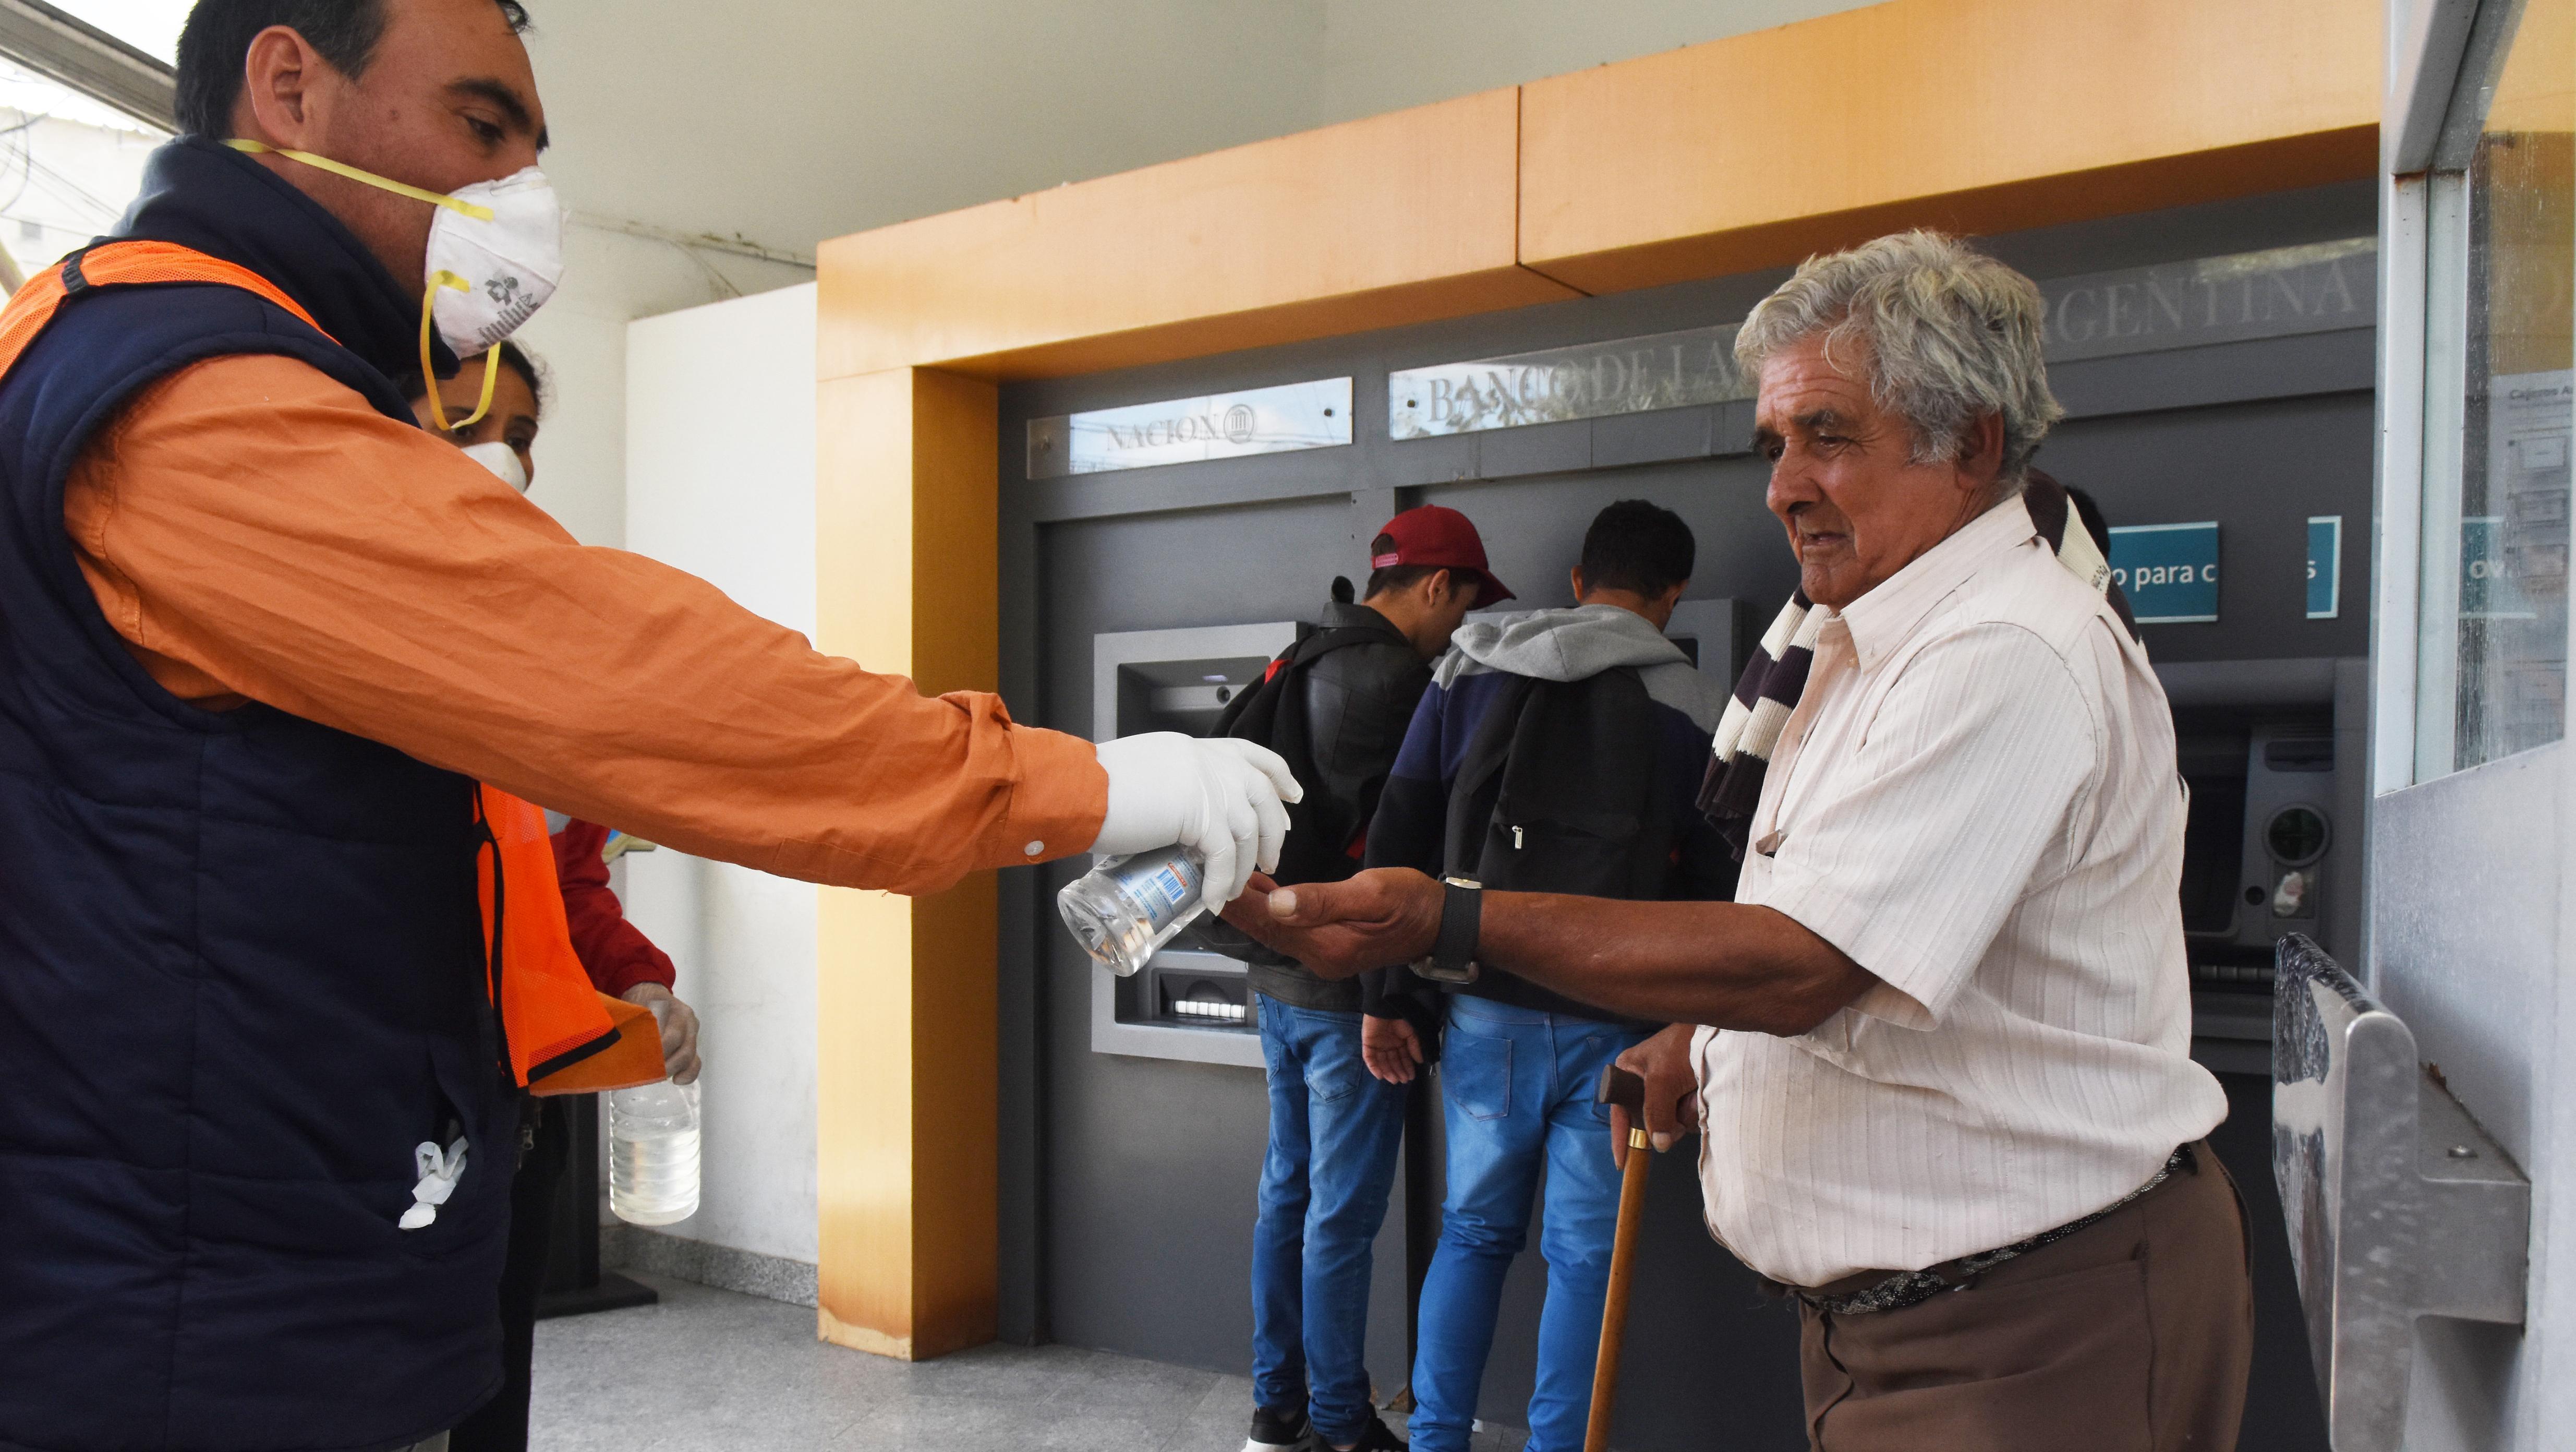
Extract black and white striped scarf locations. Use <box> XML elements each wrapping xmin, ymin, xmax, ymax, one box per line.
<box><xmin>1697</xmin><ymin>473</ymin><xmax>2136</xmax><ymax>858</ymax></box>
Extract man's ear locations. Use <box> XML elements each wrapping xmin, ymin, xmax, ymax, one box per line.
<box><xmin>238</xmin><ymin>25</ymin><xmax>320</xmax><ymax>143</ymax></box>
<box><xmin>1569</xmin><ymin>565</ymin><xmax>1588</xmax><ymax>600</ymax></box>
<box><xmin>1960</xmin><ymin>411</ymin><xmax>2008</xmax><ymax>489</ymax></box>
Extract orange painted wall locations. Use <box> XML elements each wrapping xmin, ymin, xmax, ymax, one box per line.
<box><xmin>1519</xmin><ymin>0</ymin><xmax>2380</xmax><ymax>294</ymax></box>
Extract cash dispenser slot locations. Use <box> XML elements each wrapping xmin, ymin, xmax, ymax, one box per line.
<box><xmin>1146</xmin><ymin>950</ymin><xmax>1253</xmax><ymax>1026</ymax></box>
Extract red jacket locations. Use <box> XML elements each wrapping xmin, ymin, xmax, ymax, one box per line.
<box><xmin>549</xmin><ymin>819</ymin><xmax>678</xmax><ymax>999</ymax></box>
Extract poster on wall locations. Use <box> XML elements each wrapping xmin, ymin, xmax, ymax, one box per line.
<box><xmin>2108</xmin><ymin>521</ymin><xmax>2220</xmax><ymax>623</ymax></box>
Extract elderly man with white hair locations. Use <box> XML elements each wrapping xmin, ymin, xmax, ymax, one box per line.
<box><xmin>1226</xmin><ymin>230</ymin><xmax>2253</xmax><ymax>1450</ymax></box>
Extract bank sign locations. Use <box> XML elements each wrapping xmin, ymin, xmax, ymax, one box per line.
<box><xmin>2108</xmin><ymin>522</ymin><xmax>2220</xmax><ymax>623</ymax></box>
<box><xmin>1385</xmin><ymin>239</ymin><xmax>2376</xmax><ymax>441</ymax></box>
<box><xmin>1026</xmin><ymin>377</ymin><xmax>1353</xmax><ymax>479</ymax></box>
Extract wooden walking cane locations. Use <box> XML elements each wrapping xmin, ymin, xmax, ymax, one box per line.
<box><xmin>1586</xmin><ymin>1064</ymin><xmax>1654</xmax><ymax>1452</ymax></box>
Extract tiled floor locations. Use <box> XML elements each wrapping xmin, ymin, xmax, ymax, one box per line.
<box><xmin>532</xmin><ymin>1274</ymin><xmax>1530</xmax><ymax>1451</ymax></box>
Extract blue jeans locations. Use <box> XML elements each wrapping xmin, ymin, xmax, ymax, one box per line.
<box><xmin>1251</xmin><ymin>993</ymin><xmax>1408</xmax><ymax>1443</ymax></box>
<box><xmin>1409</xmin><ymin>996</ymin><xmax>1650</xmax><ymax>1452</ymax></box>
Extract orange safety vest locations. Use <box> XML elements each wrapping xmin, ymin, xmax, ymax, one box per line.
<box><xmin>0</xmin><ymin>241</ymin><xmax>664</xmax><ymax>1097</ymax></box>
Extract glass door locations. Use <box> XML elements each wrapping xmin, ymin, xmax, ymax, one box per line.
<box><xmin>2414</xmin><ymin>0</ymin><xmax>2575</xmax><ymax>779</ymax></box>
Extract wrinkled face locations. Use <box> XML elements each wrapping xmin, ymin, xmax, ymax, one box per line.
<box><xmin>412</xmin><ymin>354</ymin><xmax>539</xmax><ymax>485</ymax></box>
<box><xmin>1752</xmin><ymin>333</ymin><xmax>1992</xmax><ymax>609</ymax></box>
<box><xmin>237</xmin><ymin>0</ymin><xmax>548</xmax><ymax>295</ymax></box>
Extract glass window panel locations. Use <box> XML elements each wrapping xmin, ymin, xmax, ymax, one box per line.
<box><xmin>46</xmin><ymin>2</ymin><xmax>187</xmax><ymax>66</ymax></box>
<box><xmin>0</xmin><ymin>59</ymin><xmax>166</xmax><ymax>280</ymax></box>
<box><xmin>2421</xmin><ymin>0</ymin><xmax>2576</xmax><ymax>778</ymax></box>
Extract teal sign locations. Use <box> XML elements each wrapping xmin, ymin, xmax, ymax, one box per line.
<box><xmin>2109</xmin><ymin>522</ymin><xmax>2220</xmax><ymax>623</ymax></box>
<box><xmin>2307</xmin><ymin>515</ymin><xmax>2342</xmax><ymax>619</ymax></box>
<box><xmin>2461</xmin><ymin>517</ymin><xmax>2536</xmax><ymax>619</ymax></box>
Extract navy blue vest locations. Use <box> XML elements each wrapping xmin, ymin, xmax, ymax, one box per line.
<box><xmin>0</xmin><ymin>139</ymin><xmax>514</xmax><ymax>1452</ymax></box>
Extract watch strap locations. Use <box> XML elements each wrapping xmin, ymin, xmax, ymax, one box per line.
<box><xmin>1415</xmin><ymin>875</ymin><xmax>1482</xmax><ymax>985</ymax></box>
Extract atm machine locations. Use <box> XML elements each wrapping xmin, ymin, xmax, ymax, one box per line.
<box><xmin>1085</xmin><ymin>620</ymin><xmax>1295</xmax><ymax>1067</ymax></box>
<box><xmin>2161</xmin><ymin>657</ymin><xmax>2371</xmax><ymax>1073</ymax></box>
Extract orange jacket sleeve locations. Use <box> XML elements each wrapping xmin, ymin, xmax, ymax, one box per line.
<box><xmin>61</xmin><ymin>354</ymin><xmax>1105</xmax><ymax>895</ymax></box>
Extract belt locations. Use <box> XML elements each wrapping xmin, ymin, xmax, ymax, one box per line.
<box><xmin>1792</xmin><ymin>1145</ymin><xmax>2194</xmax><ymax>1317</ymax></box>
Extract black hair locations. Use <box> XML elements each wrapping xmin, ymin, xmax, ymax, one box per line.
<box><xmin>1578</xmin><ymin>499</ymin><xmax>1694</xmax><ymax>598</ymax></box>
<box><xmin>1362</xmin><ymin>533</ymin><xmax>1445</xmax><ymax>601</ymax></box>
<box><xmin>395</xmin><ymin>338</ymin><xmax>547</xmax><ymax>423</ymax></box>
<box><xmin>175</xmin><ymin>0</ymin><xmax>531</xmax><ymax>138</ymax></box>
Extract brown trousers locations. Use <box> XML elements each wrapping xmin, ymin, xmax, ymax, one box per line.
<box><xmin>1796</xmin><ymin>1144</ymin><xmax>2253</xmax><ymax>1451</ymax></box>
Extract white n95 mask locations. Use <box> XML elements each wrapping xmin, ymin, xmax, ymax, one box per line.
<box><xmin>227</xmin><ymin>140</ymin><xmax>565</xmax><ymax>432</ymax></box>
<box><xmin>426</xmin><ymin>166</ymin><xmax>563</xmax><ymax>358</ymax></box>
<box><xmin>461</xmin><ymin>440</ymin><xmax>530</xmax><ymax>494</ymax></box>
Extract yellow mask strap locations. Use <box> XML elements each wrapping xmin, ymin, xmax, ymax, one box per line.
<box><xmin>226</xmin><ymin>139</ymin><xmax>497</xmax><ymax>222</ymax></box>
<box><xmin>418</xmin><ymin>273</ymin><xmax>500</xmax><ymax>433</ymax></box>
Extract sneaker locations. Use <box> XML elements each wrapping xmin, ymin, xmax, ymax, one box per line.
<box><xmin>1311</xmin><ymin>1411</ymin><xmax>1407</xmax><ymax>1451</ymax></box>
<box><xmin>1245</xmin><ymin>1405</ymin><xmax>1310</xmax><ymax>1452</ymax></box>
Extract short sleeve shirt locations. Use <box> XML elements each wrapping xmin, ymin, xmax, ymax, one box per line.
<box><xmin>1692</xmin><ymin>498</ymin><xmax>2227</xmax><ymax>1287</ymax></box>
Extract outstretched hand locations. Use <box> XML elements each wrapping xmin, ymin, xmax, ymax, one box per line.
<box><xmin>1215</xmin><ymin>867</ymin><xmax>1445</xmax><ymax>980</ymax></box>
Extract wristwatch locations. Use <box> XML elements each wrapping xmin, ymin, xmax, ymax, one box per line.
<box><xmin>1410</xmin><ymin>876</ymin><xmax>1483</xmax><ymax>985</ymax></box>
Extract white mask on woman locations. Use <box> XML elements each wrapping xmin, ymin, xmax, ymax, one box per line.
<box><xmin>460</xmin><ymin>440</ymin><xmax>530</xmax><ymax>494</ymax></box>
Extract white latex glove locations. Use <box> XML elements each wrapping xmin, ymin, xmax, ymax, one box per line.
<box><xmin>1091</xmin><ymin>733</ymin><xmax>1303</xmax><ymax>913</ymax></box>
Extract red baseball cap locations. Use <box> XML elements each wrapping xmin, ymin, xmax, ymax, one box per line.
<box><xmin>1371</xmin><ymin>505</ymin><xmax>1514</xmax><ymax>609</ymax></box>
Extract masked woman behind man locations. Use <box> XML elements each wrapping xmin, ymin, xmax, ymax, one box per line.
<box><xmin>405</xmin><ymin>343</ymin><xmax>706</xmax><ymax>1452</ymax></box>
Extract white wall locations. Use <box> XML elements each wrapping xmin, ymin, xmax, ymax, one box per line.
<box><xmin>617</xmin><ymin>283</ymin><xmax>821</xmax><ymax>1267</ymax></box>
<box><xmin>515</xmin><ymin>226</ymin><xmax>811</xmax><ymax>549</ymax></box>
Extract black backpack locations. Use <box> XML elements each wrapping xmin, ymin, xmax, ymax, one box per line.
<box><xmin>1211</xmin><ymin>622</ymin><xmax>1391</xmax><ymax>888</ymax></box>
<box><xmin>1442</xmin><ymin>667</ymin><xmax>1677</xmax><ymax>901</ymax></box>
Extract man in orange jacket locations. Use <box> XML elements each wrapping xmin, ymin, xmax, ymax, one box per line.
<box><xmin>0</xmin><ymin>3</ymin><xmax>1294</xmax><ymax>1449</ymax></box>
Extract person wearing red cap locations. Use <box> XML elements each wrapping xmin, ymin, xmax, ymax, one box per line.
<box><xmin>1207</xmin><ymin>506</ymin><xmax>1506</xmax><ymax>1452</ymax></box>
<box><xmin>1369</xmin><ymin>503</ymin><xmax>1517</xmax><ymax>615</ymax></box>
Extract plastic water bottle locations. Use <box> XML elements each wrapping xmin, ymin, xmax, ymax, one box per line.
<box><xmin>608</xmin><ymin>1078</ymin><xmax>699</xmax><ymax>1226</ymax></box>
<box><xmin>1058</xmin><ymin>844</ymin><xmax>1206</xmax><ymax>977</ymax></box>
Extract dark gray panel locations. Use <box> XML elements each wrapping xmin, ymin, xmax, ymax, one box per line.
<box><xmin>1017</xmin><ymin>451</ymin><xmax>1358</xmax><ymax>524</ymax></box>
<box><xmin>1031</xmin><ymin>496</ymin><xmax>1414</xmax><ymax>1390</ymax></box>
<box><xmin>1591</xmin><ymin>405</ymin><xmax>1715</xmax><ymax>469</ymax></box>
<box><xmin>1375</xmin><ymin>433</ymin><xmax>1479</xmax><ymax>489</ymax></box>
<box><xmin>2053</xmin><ymin>329</ymin><xmax>2376</xmax><ymax>420</ymax></box>
<box><xmin>1978</xmin><ymin>179</ymin><xmax>2377</xmax><ymax>283</ymax></box>
<box><xmin>2038</xmin><ymin>391</ymin><xmax>2374</xmax><ymax>664</ymax></box>
<box><xmin>1474</xmin><ymin>419</ymin><xmax>1592</xmax><ymax>481</ymax></box>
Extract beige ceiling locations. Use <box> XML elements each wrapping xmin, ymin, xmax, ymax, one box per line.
<box><xmin>519</xmin><ymin>0</ymin><xmax>1870</xmax><ymax>259</ymax></box>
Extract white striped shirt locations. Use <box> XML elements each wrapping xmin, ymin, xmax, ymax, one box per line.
<box><xmin>1692</xmin><ymin>498</ymin><xmax>2226</xmax><ymax>1287</ymax></box>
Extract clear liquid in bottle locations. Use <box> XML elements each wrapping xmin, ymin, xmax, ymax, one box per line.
<box><xmin>1057</xmin><ymin>844</ymin><xmax>1207</xmax><ymax>977</ymax></box>
<box><xmin>608</xmin><ymin>1079</ymin><xmax>700</xmax><ymax>1227</ymax></box>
